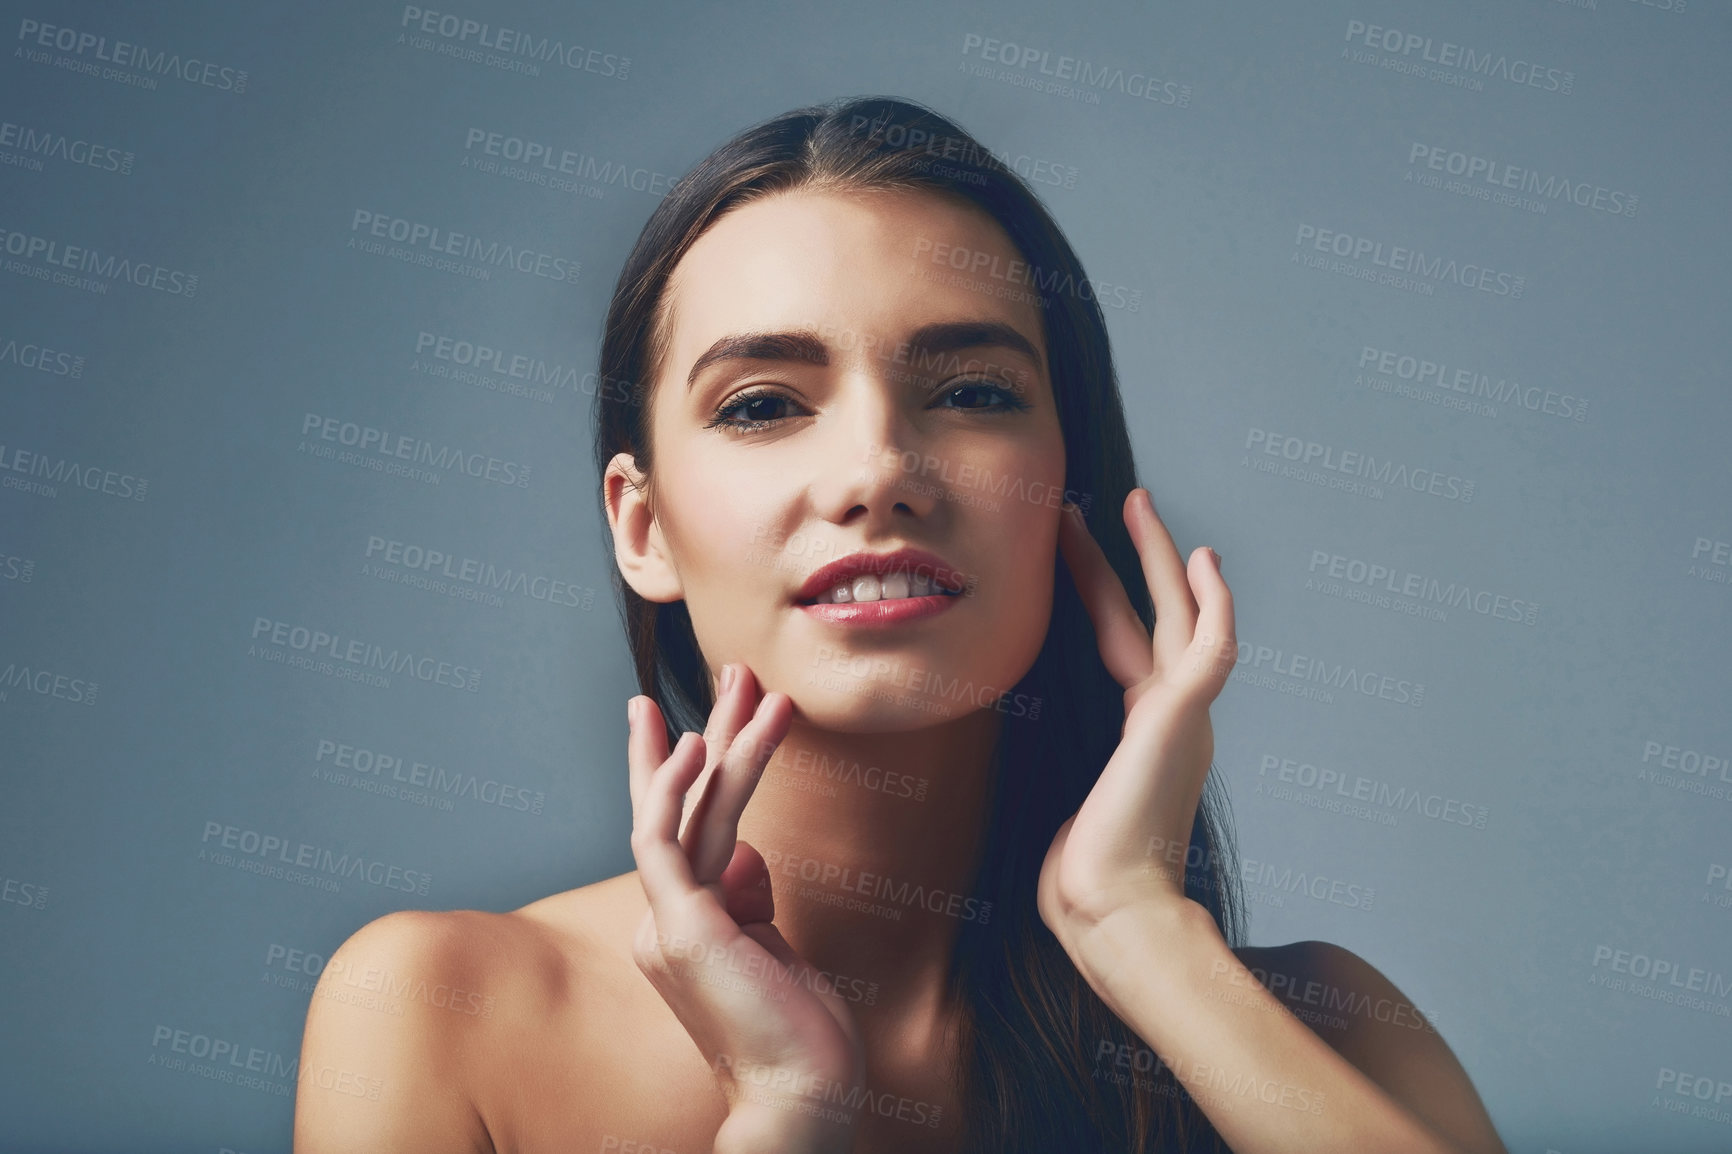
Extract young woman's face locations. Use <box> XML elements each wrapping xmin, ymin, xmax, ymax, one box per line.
<box><xmin>629</xmin><ymin>186</ymin><xmax>1066</xmax><ymax>731</ymax></box>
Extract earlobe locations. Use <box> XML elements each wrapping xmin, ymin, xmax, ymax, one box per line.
<box><xmin>604</xmin><ymin>453</ymin><xmax>684</xmax><ymax>603</ymax></box>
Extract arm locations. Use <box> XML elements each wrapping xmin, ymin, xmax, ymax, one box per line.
<box><xmin>292</xmin><ymin>910</ymin><xmax>495</xmax><ymax>1154</ymax></box>
<box><xmin>1049</xmin><ymin>492</ymin><xmax>1505</xmax><ymax>1154</ymax></box>
<box><xmin>1070</xmin><ymin>904</ymin><xmax>1507</xmax><ymax>1154</ymax></box>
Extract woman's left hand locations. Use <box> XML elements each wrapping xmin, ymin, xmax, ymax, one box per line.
<box><xmin>1038</xmin><ymin>488</ymin><xmax>1237</xmax><ymax>949</ymax></box>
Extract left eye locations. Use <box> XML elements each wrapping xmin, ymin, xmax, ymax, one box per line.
<box><xmin>938</xmin><ymin>381</ymin><xmax>1019</xmax><ymax>409</ymax></box>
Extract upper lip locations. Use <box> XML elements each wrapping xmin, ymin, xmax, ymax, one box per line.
<box><xmin>795</xmin><ymin>547</ymin><xmax>968</xmax><ymax>603</ymax></box>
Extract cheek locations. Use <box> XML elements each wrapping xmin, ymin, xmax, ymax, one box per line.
<box><xmin>659</xmin><ymin>461</ymin><xmax>796</xmax><ymax>621</ymax></box>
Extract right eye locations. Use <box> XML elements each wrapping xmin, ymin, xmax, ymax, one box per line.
<box><xmin>705</xmin><ymin>388</ymin><xmax>807</xmax><ymax>433</ymax></box>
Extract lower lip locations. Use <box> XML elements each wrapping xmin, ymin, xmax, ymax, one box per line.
<box><xmin>797</xmin><ymin>594</ymin><xmax>960</xmax><ymax>627</ymax></box>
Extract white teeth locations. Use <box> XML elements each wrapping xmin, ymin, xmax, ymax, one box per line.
<box><xmin>809</xmin><ymin>568</ymin><xmax>958</xmax><ymax>604</ymax></box>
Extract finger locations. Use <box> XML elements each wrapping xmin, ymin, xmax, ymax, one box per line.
<box><xmin>1185</xmin><ymin>547</ymin><xmax>1237</xmax><ymax>690</ymax></box>
<box><xmin>678</xmin><ymin>662</ymin><xmax>760</xmax><ymax>841</ymax></box>
<box><xmin>689</xmin><ymin>680</ymin><xmax>793</xmax><ymax>885</ymax></box>
<box><xmin>627</xmin><ymin>695</ymin><xmax>667</xmax><ymax>815</ymax></box>
<box><xmin>1125</xmin><ymin>489</ymin><xmax>1200</xmax><ymax>665</ymax></box>
<box><xmin>738</xmin><ymin>920</ymin><xmax>806</xmax><ymax>975</ymax></box>
<box><xmin>1058</xmin><ymin>498</ymin><xmax>1154</xmax><ymax>688</ymax></box>
<box><xmin>721</xmin><ymin>840</ymin><xmax>776</xmax><ymax>925</ymax></box>
<box><xmin>631</xmin><ymin>730</ymin><xmax>709</xmax><ymax>926</ymax></box>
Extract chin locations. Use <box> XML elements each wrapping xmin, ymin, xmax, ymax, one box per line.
<box><xmin>785</xmin><ymin>685</ymin><xmax>975</xmax><ymax>734</ymax></box>
<box><xmin>779</xmin><ymin>644</ymin><xmax>1041</xmax><ymax>733</ymax></box>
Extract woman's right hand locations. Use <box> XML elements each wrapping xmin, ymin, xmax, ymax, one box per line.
<box><xmin>628</xmin><ymin>663</ymin><xmax>865</xmax><ymax>1154</ymax></box>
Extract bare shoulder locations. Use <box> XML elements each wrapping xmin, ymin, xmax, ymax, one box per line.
<box><xmin>1231</xmin><ymin>939</ymin><xmax>1508</xmax><ymax>1154</ymax></box>
<box><xmin>293</xmin><ymin>873</ymin><xmax>648</xmax><ymax>1154</ymax></box>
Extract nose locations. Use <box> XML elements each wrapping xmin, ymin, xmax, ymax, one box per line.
<box><xmin>812</xmin><ymin>375</ymin><xmax>940</xmax><ymax>532</ymax></box>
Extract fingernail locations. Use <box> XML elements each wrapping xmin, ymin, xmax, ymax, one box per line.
<box><xmin>627</xmin><ymin>698</ymin><xmax>638</xmax><ymax>726</ymax></box>
<box><xmin>721</xmin><ymin>664</ymin><xmax>736</xmax><ymax>692</ymax></box>
<box><xmin>1207</xmin><ymin>547</ymin><xmax>1222</xmax><ymax>569</ymax></box>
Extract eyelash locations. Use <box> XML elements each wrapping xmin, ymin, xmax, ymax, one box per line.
<box><xmin>704</xmin><ymin>378</ymin><xmax>1033</xmax><ymax>433</ymax></box>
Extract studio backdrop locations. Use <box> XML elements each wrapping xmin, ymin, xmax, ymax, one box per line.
<box><xmin>1</xmin><ymin>1</ymin><xmax>1728</xmax><ymax>1152</ymax></box>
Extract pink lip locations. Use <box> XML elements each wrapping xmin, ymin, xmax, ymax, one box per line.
<box><xmin>794</xmin><ymin>547</ymin><xmax>968</xmax><ymax>604</ymax></box>
<box><xmin>799</xmin><ymin>593</ymin><xmax>960</xmax><ymax>628</ymax></box>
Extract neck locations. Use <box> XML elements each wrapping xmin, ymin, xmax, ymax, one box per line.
<box><xmin>736</xmin><ymin>706</ymin><xmax>1003</xmax><ymax>1031</ymax></box>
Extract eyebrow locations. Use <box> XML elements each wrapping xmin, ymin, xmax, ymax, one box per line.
<box><xmin>685</xmin><ymin>320</ymin><xmax>1044</xmax><ymax>391</ymax></box>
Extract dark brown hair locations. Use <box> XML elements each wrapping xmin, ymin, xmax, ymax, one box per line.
<box><xmin>591</xmin><ymin>95</ymin><xmax>1245</xmax><ymax>1153</ymax></box>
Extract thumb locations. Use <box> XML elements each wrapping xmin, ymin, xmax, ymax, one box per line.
<box><xmin>721</xmin><ymin>839</ymin><xmax>775</xmax><ymax>926</ymax></box>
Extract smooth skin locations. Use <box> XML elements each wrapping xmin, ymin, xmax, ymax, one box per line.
<box><xmin>293</xmin><ymin>187</ymin><xmax>1507</xmax><ymax>1153</ymax></box>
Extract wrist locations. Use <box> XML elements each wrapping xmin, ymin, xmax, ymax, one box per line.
<box><xmin>1061</xmin><ymin>895</ymin><xmax>1218</xmax><ymax>998</ymax></box>
<box><xmin>713</xmin><ymin>1089</ymin><xmax>857</xmax><ymax>1154</ymax></box>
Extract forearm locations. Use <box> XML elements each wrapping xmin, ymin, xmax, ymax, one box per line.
<box><xmin>1067</xmin><ymin>900</ymin><xmax>1462</xmax><ymax>1154</ymax></box>
<box><xmin>712</xmin><ymin>1095</ymin><xmax>855</xmax><ymax>1154</ymax></box>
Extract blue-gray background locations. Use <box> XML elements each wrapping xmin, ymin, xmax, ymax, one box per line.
<box><xmin>2</xmin><ymin>1</ymin><xmax>1728</xmax><ymax>1151</ymax></box>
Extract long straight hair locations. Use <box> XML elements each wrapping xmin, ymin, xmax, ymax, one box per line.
<box><xmin>591</xmin><ymin>96</ymin><xmax>1245</xmax><ymax>1153</ymax></box>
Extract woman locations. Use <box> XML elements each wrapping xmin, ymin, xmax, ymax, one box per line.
<box><xmin>294</xmin><ymin>97</ymin><xmax>1506</xmax><ymax>1154</ymax></box>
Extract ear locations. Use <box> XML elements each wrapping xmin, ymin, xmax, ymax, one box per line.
<box><xmin>604</xmin><ymin>452</ymin><xmax>684</xmax><ymax>602</ymax></box>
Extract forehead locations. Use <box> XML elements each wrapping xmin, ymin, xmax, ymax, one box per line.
<box><xmin>657</xmin><ymin>186</ymin><xmax>1047</xmax><ymax>378</ymax></box>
